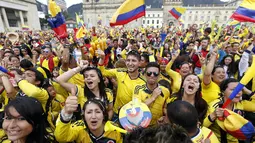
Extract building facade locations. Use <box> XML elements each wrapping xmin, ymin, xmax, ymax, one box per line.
<box><xmin>82</xmin><ymin>0</ymin><xmax>142</xmax><ymax>28</ymax></box>
<box><xmin>0</xmin><ymin>0</ymin><xmax>41</xmax><ymax>32</ymax></box>
<box><xmin>142</xmin><ymin>6</ymin><xmax>163</xmax><ymax>28</ymax></box>
<box><xmin>163</xmin><ymin>0</ymin><xmax>243</xmax><ymax>28</ymax></box>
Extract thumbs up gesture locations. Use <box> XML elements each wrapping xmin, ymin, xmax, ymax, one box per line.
<box><xmin>63</xmin><ymin>87</ymin><xmax>79</xmax><ymax>115</ymax></box>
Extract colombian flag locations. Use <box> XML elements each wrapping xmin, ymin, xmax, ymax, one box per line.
<box><xmin>110</xmin><ymin>0</ymin><xmax>145</xmax><ymax>27</ymax></box>
<box><xmin>231</xmin><ymin>0</ymin><xmax>255</xmax><ymax>23</ymax></box>
<box><xmin>169</xmin><ymin>7</ymin><xmax>186</xmax><ymax>20</ymax></box>
<box><xmin>47</xmin><ymin>0</ymin><xmax>67</xmax><ymax>39</ymax></box>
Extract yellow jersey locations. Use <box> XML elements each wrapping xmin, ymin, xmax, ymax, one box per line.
<box><xmin>51</xmin><ymin>94</ymin><xmax>65</xmax><ymax>122</ymax></box>
<box><xmin>55</xmin><ymin>119</ymin><xmax>125</xmax><ymax>143</ymax></box>
<box><xmin>59</xmin><ymin>68</ymin><xmax>85</xmax><ymax>88</ymax></box>
<box><xmin>165</xmin><ymin>61</ymin><xmax>182</xmax><ymax>94</ymax></box>
<box><xmin>204</xmin><ymin>98</ymin><xmax>255</xmax><ymax>142</ymax></box>
<box><xmin>41</xmin><ymin>57</ymin><xmax>59</xmax><ymax>71</ymax></box>
<box><xmin>76</xmin><ymin>85</ymin><xmax>113</xmax><ymax>110</ymax></box>
<box><xmin>98</xmin><ymin>66</ymin><xmax>146</xmax><ymax>113</ymax></box>
<box><xmin>191</xmin><ymin>127</ymin><xmax>219</xmax><ymax>143</ymax></box>
<box><xmin>134</xmin><ymin>85</ymin><xmax>170</xmax><ymax>125</ymax></box>
<box><xmin>201</xmin><ymin>81</ymin><xmax>220</xmax><ymax>103</ymax></box>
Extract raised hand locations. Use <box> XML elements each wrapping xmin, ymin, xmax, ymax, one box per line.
<box><xmin>63</xmin><ymin>87</ymin><xmax>79</xmax><ymax>115</ymax></box>
<box><xmin>96</xmin><ymin>49</ymin><xmax>105</xmax><ymax>59</ymax></box>
<box><xmin>79</xmin><ymin>60</ymin><xmax>89</xmax><ymax>70</ymax></box>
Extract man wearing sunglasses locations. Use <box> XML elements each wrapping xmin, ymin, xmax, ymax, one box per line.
<box><xmin>97</xmin><ymin>49</ymin><xmax>145</xmax><ymax>122</ymax></box>
<box><xmin>40</xmin><ymin>45</ymin><xmax>59</xmax><ymax>72</ymax></box>
<box><xmin>134</xmin><ymin>62</ymin><xmax>170</xmax><ymax>125</ymax></box>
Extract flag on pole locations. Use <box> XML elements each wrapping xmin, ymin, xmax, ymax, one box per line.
<box><xmin>76</xmin><ymin>26</ymin><xmax>87</xmax><ymax>39</ymax></box>
<box><xmin>47</xmin><ymin>0</ymin><xmax>67</xmax><ymax>39</ymax></box>
<box><xmin>169</xmin><ymin>7</ymin><xmax>186</xmax><ymax>20</ymax></box>
<box><xmin>231</xmin><ymin>0</ymin><xmax>255</xmax><ymax>23</ymax></box>
<box><xmin>76</xmin><ymin>13</ymin><xmax>84</xmax><ymax>28</ymax></box>
<box><xmin>110</xmin><ymin>0</ymin><xmax>145</xmax><ymax>27</ymax></box>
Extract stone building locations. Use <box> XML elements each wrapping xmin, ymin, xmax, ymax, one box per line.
<box><xmin>82</xmin><ymin>0</ymin><xmax>142</xmax><ymax>28</ymax></box>
<box><xmin>163</xmin><ymin>0</ymin><xmax>243</xmax><ymax>28</ymax></box>
<box><xmin>0</xmin><ymin>0</ymin><xmax>41</xmax><ymax>32</ymax></box>
<box><xmin>142</xmin><ymin>5</ymin><xmax>164</xmax><ymax>28</ymax></box>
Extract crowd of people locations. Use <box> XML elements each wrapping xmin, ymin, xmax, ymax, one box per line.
<box><xmin>0</xmin><ymin>21</ymin><xmax>254</xmax><ymax>143</ymax></box>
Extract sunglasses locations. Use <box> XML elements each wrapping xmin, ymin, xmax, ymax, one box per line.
<box><xmin>146</xmin><ymin>72</ymin><xmax>159</xmax><ymax>77</ymax></box>
<box><xmin>43</xmin><ymin>50</ymin><xmax>49</xmax><ymax>53</ymax></box>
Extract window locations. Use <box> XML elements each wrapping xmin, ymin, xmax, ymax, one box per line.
<box><xmin>153</xmin><ymin>14</ymin><xmax>155</xmax><ymax>17</ymax></box>
<box><xmin>158</xmin><ymin>14</ymin><xmax>160</xmax><ymax>17</ymax></box>
<box><xmin>208</xmin><ymin>11</ymin><xmax>211</xmax><ymax>13</ymax></box>
<box><xmin>157</xmin><ymin>20</ymin><xmax>159</xmax><ymax>24</ymax></box>
<box><xmin>196</xmin><ymin>11</ymin><xmax>198</xmax><ymax>13</ymax></box>
<box><xmin>226</xmin><ymin>11</ymin><xmax>228</xmax><ymax>13</ymax></box>
<box><xmin>195</xmin><ymin>15</ymin><xmax>198</xmax><ymax>21</ymax></box>
<box><xmin>224</xmin><ymin>16</ymin><xmax>227</xmax><ymax>21</ymax></box>
<box><xmin>143</xmin><ymin>20</ymin><xmax>145</xmax><ymax>24</ymax></box>
<box><xmin>152</xmin><ymin>20</ymin><xmax>154</xmax><ymax>24</ymax></box>
<box><xmin>147</xmin><ymin>20</ymin><xmax>149</xmax><ymax>24</ymax></box>
<box><xmin>189</xmin><ymin>16</ymin><xmax>192</xmax><ymax>20</ymax></box>
<box><xmin>190</xmin><ymin>11</ymin><xmax>192</xmax><ymax>14</ymax></box>
<box><xmin>215</xmin><ymin>16</ymin><xmax>219</xmax><ymax>21</ymax></box>
<box><xmin>148</xmin><ymin>14</ymin><xmax>150</xmax><ymax>17</ymax></box>
<box><xmin>200</xmin><ymin>16</ymin><xmax>204</xmax><ymax>20</ymax></box>
<box><xmin>207</xmin><ymin>16</ymin><xmax>210</xmax><ymax>21</ymax></box>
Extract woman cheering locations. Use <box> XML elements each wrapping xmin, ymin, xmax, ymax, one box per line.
<box><xmin>55</xmin><ymin>98</ymin><xmax>126</xmax><ymax>143</ymax></box>
<box><xmin>56</xmin><ymin>60</ymin><xmax>114</xmax><ymax>120</ymax></box>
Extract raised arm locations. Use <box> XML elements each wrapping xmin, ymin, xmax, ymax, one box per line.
<box><xmin>203</xmin><ymin>48</ymin><xmax>218</xmax><ymax>86</ymax></box>
<box><xmin>56</xmin><ymin>60</ymin><xmax>89</xmax><ymax>93</ymax></box>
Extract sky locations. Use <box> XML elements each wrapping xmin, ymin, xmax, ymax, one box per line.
<box><xmin>37</xmin><ymin>0</ymin><xmax>82</xmax><ymax>8</ymax></box>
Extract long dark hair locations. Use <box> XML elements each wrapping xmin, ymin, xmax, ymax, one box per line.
<box><xmin>82</xmin><ymin>99</ymin><xmax>108</xmax><ymax>132</ymax></box>
<box><xmin>219</xmin><ymin>55</ymin><xmax>237</xmax><ymax>78</ymax></box>
<box><xmin>82</xmin><ymin>67</ymin><xmax>109</xmax><ymax>106</ymax></box>
<box><xmin>4</xmin><ymin>96</ymin><xmax>54</xmax><ymax>143</ymax></box>
<box><xmin>172</xmin><ymin>74</ymin><xmax>208</xmax><ymax>124</ymax></box>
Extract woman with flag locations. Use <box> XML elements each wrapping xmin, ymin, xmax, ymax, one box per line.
<box><xmin>204</xmin><ymin>78</ymin><xmax>255</xmax><ymax>142</ymax></box>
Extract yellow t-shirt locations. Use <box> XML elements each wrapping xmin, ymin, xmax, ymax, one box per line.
<box><xmin>201</xmin><ymin>81</ymin><xmax>220</xmax><ymax>103</ymax></box>
<box><xmin>52</xmin><ymin>81</ymin><xmax>69</xmax><ymax>99</ymax></box>
<box><xmin>135</xmin><ymin>85</ymin><xmax>170</xmax><ymax>125</ymax></box>
<box><xmin>203</xmin><ymin>98</ymin><xmax>255</xmax><ymax>142</ymax></box>
<box><xmin>0</xmin><ymin>90</ymin><xmax>9</xmax><ymax>112</ymax></box>
<box><xmin>41</xmin><ymin>57</ymin><xmax>59</xmax><ymax>71</ymax></box>
<box><xmin>98</xmin><ymin>66</ymin><xmax>146</xmax><ymax>113</ymax></box>
<box><xmin>51</xmin><ymin>93</ymin><xmax>66</xmax><ymax>121</ymax></box>
<box><xmin>191</xmin><ymin>127</ymin><xmax>219</xmax><ymax>143</ymax></box>
<box><xmin>76</xmin><ymin>85</ymin><xmax>113</xmax><ymax>110</ymax></box>
<box><xmin>165</xmin><ymin>61</ymin><xmax>182</xmax><ymax>94</ymax></box>
<box><xmin>55</xmin><ymin>119</ymin><xmax>125</xmax><ymax>143</ymax></box>
<box><xmin>59</xmin><ymin>68</ymin><xmax>85</xmax><ymax>88</ymax></box>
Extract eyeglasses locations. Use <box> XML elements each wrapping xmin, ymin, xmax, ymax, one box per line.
<box><xmin>146</xmin><ymin>72</ymin><xmax>159</xmax><ymax>77</ymax></box>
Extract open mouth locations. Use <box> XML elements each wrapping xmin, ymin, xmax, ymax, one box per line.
<box><xmin>87</xmin><ymin>81</ymin><xmax>93</xmax><ymax>85</ymax></box>
<box><xmin>90</xmin><ymin>121</ymin><xmax>98</xmax><ymax>126</ymax></box>
<box><xmin>187</xmin><ymin>85</ymin><xmax>194</xmax><ymax>91</ymax></box>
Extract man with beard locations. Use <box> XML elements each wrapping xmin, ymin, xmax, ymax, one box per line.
<box><xmin>134</xmin><ymin>62</ymin><xmax>170</xmax><ymax>125</ymax></box>
<box><xmin>97</xmin><ymin>49</ymin><xmax>145</xmax><ymax>122</ymax></box>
